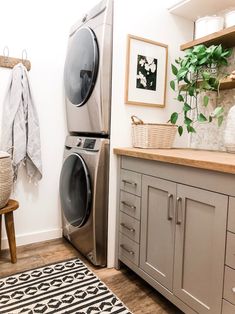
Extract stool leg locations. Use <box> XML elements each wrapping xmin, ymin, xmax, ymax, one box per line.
<box><xmin>5</xmin><ymin>212</ymin><xmax>17</xmax><ymax>263</ymax></box>
<box><xmin>0</xmin><ymin>215</ymin><xmax>2</xmax><ymax>252</ymax></box>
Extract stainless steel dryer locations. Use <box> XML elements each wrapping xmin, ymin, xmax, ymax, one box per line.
<box><xmin>59</xmin><ymin>135</ymin><xmax>109</xmax><ymax>266</ymax></box>
<box><xmin>64</xmin><ymin>0</ymin><xmax>113</xmax><ymax>135</ymax></box>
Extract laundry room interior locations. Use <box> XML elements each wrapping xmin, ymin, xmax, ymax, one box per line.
<box><xmin>1</xmin><ymin>0</ymin><xmax>235</xmax><ymax>313</ymax></box>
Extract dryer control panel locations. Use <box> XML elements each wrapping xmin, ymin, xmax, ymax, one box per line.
<box><xmin>65</xmin><ymin>136</ymin><xmax>101</xmax><ymax>152</ymax></box>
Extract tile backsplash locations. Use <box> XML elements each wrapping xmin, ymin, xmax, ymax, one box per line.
<box><xmin>190</xmin><ymin>48</ymin><xmax>235</xmax><ymax>151</ymax></box>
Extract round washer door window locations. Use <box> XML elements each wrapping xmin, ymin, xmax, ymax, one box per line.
<box><xmin>59</xmin><ymin>153</ymin><xmax>92</xmax><ymax>227</ymax></box>
<box><xmin>64</xmin><ymin>27</ymin><xmax>99</xmax><ymax>106</ymax></box>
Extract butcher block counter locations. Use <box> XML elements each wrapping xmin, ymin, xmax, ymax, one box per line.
<box><xmin>114</xmin><ymin>147</ymin><xmax>235</xmax><ymax>314</ymax></box>
<box><xmin>113</xmin><ymin>147</ymin><xmax>235</xmax><ymax>175</ymax></box>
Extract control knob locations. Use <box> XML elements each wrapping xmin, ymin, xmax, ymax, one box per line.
<box><xmin>75</xmin><ymin>138</ymin><xmax>82</xmax><ymax>147</ymax></box>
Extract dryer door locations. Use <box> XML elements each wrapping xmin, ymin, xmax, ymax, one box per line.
<box><xmin>60</xmin><ymin>153</ymin><xmax>92</xmax><ymax>228</ymax></box>
<box><xmin>64</xmin><ymin>27</ymin><xmax>99</xmax><ymax>107</ymax></box>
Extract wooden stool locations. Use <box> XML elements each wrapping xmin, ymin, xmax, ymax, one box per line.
<box><xmin>0</xmin><ymin>199</ymin><xmax>18</xmax><ymax>263</ymax></box>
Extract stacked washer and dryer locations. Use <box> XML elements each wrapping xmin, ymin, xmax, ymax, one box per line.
<box><xmin>59</xmin><ymin>0</ymin><xmax>113</xmax><ymax>266</ymax></box>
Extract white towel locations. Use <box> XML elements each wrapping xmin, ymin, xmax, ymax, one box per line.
<box><xmin>1</xmin><ymin>63</ymin><xmax>42</xmax><ymax>182</ymax></box>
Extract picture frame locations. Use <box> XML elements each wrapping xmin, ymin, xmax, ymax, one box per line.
<box><xmin>125</xmin><ymin>34</ymin><xmax>168</xmax><ymax>107</ymax></box>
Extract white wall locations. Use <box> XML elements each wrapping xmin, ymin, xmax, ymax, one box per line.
<box><xmin>107</xmin><ymin>0</ymin><xmax>193</xmax><ymax>267</ymax></box>
<box><xmin>0</xmin><ymin>0</ymin><xmax>100</xmax><ymax>248</ymax></box>
<box><xmin>0</xmin><ymin>0</ymin><xmax>193</xmax><ymax>268</ymax></box>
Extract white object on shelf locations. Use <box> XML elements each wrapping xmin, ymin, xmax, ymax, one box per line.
<box><xmin>225</xmin><ymin>10</ymin><xmax>235</xmax><ymax>28</ymax></box>
<box><xmin>224</xmin><ymin>104</ymin><xmax>235</xmax><ymax>153</ymax></box>
<box><xmin>195</xmin><ymin>16</ymin><xmax>224</xmax><ymax>39</ymax></box>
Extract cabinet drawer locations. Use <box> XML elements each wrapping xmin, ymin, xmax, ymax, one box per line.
<box><xmin>119</xmin><ymin>212</ymin><xmax>140</xmax><ymax>243</ymax></box>
<box><xmin>228</xmin><ymin>197</ymin><xmax>235</xmax><ymax>233</ymax></box>
<box><xmin>222</xmin><ymin>299</ymin><xmax>235</xmax><ymax>314</ymax></box>
<box><xmin>120</xmin><ymin>169</ymin><xmax>141</xmax><ymax>196</ymax></box>
<box><xmin>120</xmin><ymin>191</ymin><xmax>141</xmax><ymax>220</ymax></box>
<box><xmin>119</xmin><ymin>233</ymin><xmax>139</xmax><ymax>266</ymax></box>
<box><xmin>226</xmin><ymin>232</ymin><xmax>235</xmax><ymax>269</ymax></box>
<box><xmin>224</xmin><ymin>266</ymin><xmax>235</xmax><ymax>305</ymax></box>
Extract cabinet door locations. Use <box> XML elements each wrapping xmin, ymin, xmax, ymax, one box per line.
<box><xmin>174</xmin><ymin>184</ymin><xmax>228</xmax><ymax>314</ymax></box>
<box><xmin>140</xmin><ymin>175</ymin><xmax>176</xmax><ymax>291</ymax></box>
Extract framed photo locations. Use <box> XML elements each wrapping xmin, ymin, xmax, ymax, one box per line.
<box><xmin>125</xmin><ymin>34</ymin><xmax>168</xmax><ymax>107</ymax></box>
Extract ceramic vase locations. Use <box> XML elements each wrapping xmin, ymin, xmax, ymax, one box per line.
<box><xmin>224</xmin><ymin>104</ymin><xmax>235</xmax><ymax>153</ymax></box>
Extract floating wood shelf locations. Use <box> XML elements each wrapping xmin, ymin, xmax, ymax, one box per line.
<box><xmin>180</xmin><ymin>77</ymin><xmax>235</xmax><ymax>91</ymax></box>
<box><xmin>219</xmin><ymin>77</ymin><xmax>235</xmax><ymax>90</ymax></box>
<box><xmin>168</xmin><ymin>0</ymin><xmax>235</xmax><ymax>22</ymax></box>
<box><xmin>180</xmin><ymin>26</ymin><xmax>235</xmax><ymax>51</ymax></box>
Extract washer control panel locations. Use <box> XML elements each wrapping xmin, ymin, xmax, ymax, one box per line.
<box><xmin>83</xmin><ymin>138</ymin><xmax>96</xmax><ymax>149</ymax></box>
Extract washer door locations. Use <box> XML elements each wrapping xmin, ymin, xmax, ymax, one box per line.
<box><xmin>60</xmin><ymin>153</ymin><xmax>92</xmax><ymax>228</ymax></box>
<box><xmin>64</xmin><ymin>27</ymin><xmax>99</xmax><ymax>107</ymax></box>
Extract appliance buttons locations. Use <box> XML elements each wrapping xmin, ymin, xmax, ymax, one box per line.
<box><xmin>75</xmin><ymin>138</ymin><xmax>82</xmax><ymax>147</ymax></box>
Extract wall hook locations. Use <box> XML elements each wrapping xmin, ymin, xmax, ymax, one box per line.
<box><xmin>3</xmin><ymin>46</ymin><xmax>9</xmax><ymax>64</ymax></box>
<box><xmin>21</xmin><ymin>49</ymin><xmax>27</xmax><ymax>65</ymax></box>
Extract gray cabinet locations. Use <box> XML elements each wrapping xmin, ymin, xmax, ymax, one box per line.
<box><xmin>140</xmin><ymin>175</ymin><xmax>176</xmax><ymax>291</ymax></box>
<box><xmin>117</xmin><ymin>156</ymin><xmax>231</xmax><ymax>314</ymax></box>
<box><xmin>174</xmin><ymin>184</ymin><xmax>227</xmax><ymax>314</ymax></box>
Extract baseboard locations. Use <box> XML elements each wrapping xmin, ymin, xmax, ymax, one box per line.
<box><xmin>1</xmin><ymin>228</ymin><xmax>63</xmax><ymax>249</ymax></box>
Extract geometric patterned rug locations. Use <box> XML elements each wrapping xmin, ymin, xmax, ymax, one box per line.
<box><xmin>0</xmin><ymin>258</ymin><xmax>132</xmax><ymax>313</ymax></box>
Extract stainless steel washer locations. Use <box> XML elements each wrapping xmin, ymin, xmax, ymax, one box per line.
<box><xmin>59</xmin><ymin>135</ymin><xmax>109</xmax><ymax>266</ymax></box>
<box><xmin>64</xmin><ymin>0</ymin><xmax>113</xmax><ymax>135</ymax></box>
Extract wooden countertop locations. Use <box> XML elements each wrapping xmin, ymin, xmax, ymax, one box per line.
<box><xmin>113</xmin><ymin>147</ymin><xmax>235</xmax><ymax>175</ymax></box>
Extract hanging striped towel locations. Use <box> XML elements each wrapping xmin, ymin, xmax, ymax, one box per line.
<box><xmin>1</xmin><ymin>63</ymin><xmax>42</xmax><ymax>182</ymax></box>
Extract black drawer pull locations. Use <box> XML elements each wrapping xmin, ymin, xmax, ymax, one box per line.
<box><xmin>120</xmin><ymin>244</ymin><xmax>135</xmax><ymax>255</ymax></box>
<box><xmin>120</xmin><ymin>222</ymin><xmax>135</xmax><ymax>233</ymax></box>
<box><xmin>122</xmin><ymin>179</ymin><xmax>137</xmax><ymax>187</ymax></box>
<box><xmin>121</xmin><ymin>201</ymin><xmax>136</xmax><ymax>210</ymax></box>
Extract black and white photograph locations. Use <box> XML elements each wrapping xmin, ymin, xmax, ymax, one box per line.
<box><xmin>136</xmin><ymin>54</ymin><xmax>158</xmax><ymax>91</ymax></box>
<box><xmin>125</xmin><ymin>34</ymin><xmax>168</xmax><ymax>107</ymax></box>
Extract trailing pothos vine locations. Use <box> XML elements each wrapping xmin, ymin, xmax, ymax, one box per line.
<box><xmin>169</xmin><ymin>44</ymin><xmax>232</xmax><ymax>136</ymax></box>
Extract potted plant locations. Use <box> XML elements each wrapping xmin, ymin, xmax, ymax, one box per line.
<box><xmin>169</xmin><ymin>44</ymin><xmax>232</xmax><ymax>135</ymax></box>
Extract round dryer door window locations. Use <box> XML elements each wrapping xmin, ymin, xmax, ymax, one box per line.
<box><xmin>64</xmin><ymin>27</ymin><xmax>99</xmax><ymax>106</ymax></box>
<box><xmin>59</xmin><ymin>153</ymin><xmax>92</xmax><ymax>227</ymax></box>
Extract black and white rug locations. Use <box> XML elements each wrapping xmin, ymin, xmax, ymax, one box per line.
<box><xmin>0</xmin><ymin>258</ymin><xmax>131</xmax><ymax>314</ymax></box>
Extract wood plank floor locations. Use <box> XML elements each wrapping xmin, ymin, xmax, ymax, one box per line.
<box><xmin>0</xmin><ymin>238</ymin><xmax>183</xmax><ymax>314</ymax></box>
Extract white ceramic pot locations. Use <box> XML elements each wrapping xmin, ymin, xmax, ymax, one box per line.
<box><xmin>195</xmin><ymin>16</ymin><xmax>224</xmax><ymax>39</ymax></box>
<box><xmin>224</xmin><ymin>105</ymin><xmax>235</xmax><ymax>153</ymax></box>
<box><xmin>0</xmin><ymin>151</ymin><xmax>13</xmax><ymax>208</ymax></box>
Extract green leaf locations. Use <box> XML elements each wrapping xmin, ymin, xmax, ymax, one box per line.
<box><xmin>197</xmin><ymin>113</ymin><xmax>207</xmax><ymax>122</ymax></box>
<box><xmin>170</xmin><ymin>112</ymin><xmax>178</xmax><ymax>124</ymax></box>
<box><xmin>214</xmin><ymin>44</ymin><xmax>222</xmax><ymax>58</ymax></box>
<box><xmin>193</xmin><ymin>45</ymin><xmax>205</xmax><ymax>54</ymax></box>
<box><xmin>178</xmin><ymin>126</ymin><xmax>183</xmax><ymax>136</ymax></box>
<box><xmin>199</xmin><ymin>56</ymin><xmax>208</xmax><ymax>65</ymax></box>
<box><xmin>170</xmin><ymin>80</ymin><xmax>175</xmax><ymax>91</ymax></box>
<box><xmin>202</xmin><ymin>72</ymin><xmax>210</xmax><ymax>80</ymax></box>
<box><xmin>183</xmin><ymin>103</ymin><xmax>191</xmax><ymax>112</ymax></box>
<box><xmin>203</xmin><ymin>95</ymin><xmax>209</xmax><ymax>107</ymax></box>
<box><xmin>213</xmin><ymin>106</ymin><xmax>224</xmax><ymax>117</ymax></box>
<box><xmin>184</xmin><ymin>116</ymin><xmax>193</xmax><ymax>126</ymax></box>
<box><xmin>187</xmin><ymin>125</ymin><xmax>196</xmax><ymax>133</ymax></box>
<box><xmin>218</xmin><ymin>115</ymin><xmax>223</xmax><ymax>126</ymax></box>
<box><xmin>201</xmin><ymin>81</ymin><xmax>212</xmax><ymax>90</ymax></box>
<box><xmin>177</xmin><ymin>67</ymin><xmax>188</xmax><ymax>79</ymax></box>
<box><xmin>177</xmin><ymin>94</ymin><xmax>184</xmax><ymax>102</ymax></box>
<box><xmin>183</xmin><ymin>76</ymin><xmax>190</xmax><ymax>84</ymax></box>
<box><xmin>188</xmin><ymin>86</ymin><xmax>195</xmax><ymax>96</ymax></box>
<box><xmin>221</xmin><ymin>48</ymin><xmax>232</xmax><ymax>58</ymax></box>
<box><xmin>171</xmin><ymin>64</ymin><xmax>178</xmax><ymax>76</ymax></box>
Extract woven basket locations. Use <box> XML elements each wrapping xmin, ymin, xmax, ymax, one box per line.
<box><xmin>0</xmin><ymin>151</ymin><xmax>13</xmax><ymax>209</ymax></box>
<box><xmin>131</xmin><ymin>115</ymin><xmax>177</xmax><ymax>149</ymax></box>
